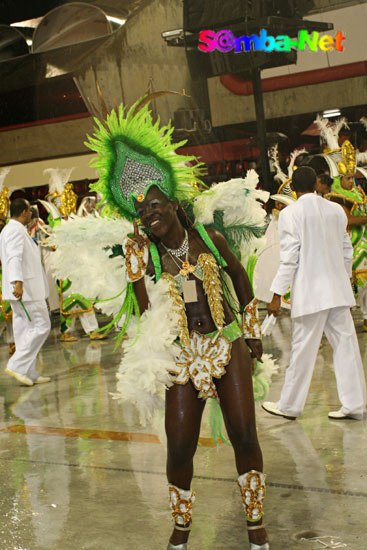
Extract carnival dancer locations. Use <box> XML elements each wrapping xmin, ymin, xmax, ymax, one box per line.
<box><xmin>89</xmin><ymin>100</ymin><xmax>270</xmax><ymax>550</ymax></box>
<box><xmin>315</xmin><ymin>116</ymin><xmax>367</xmax><ymax>330</ymax></box>
<box><xmin>254</xmin><ymin>145</ymin><xmax>300</xmax><ymax>307</ymax></box>
<box><xmin>28</xmin><ymin>205</ymin><xmax>48</xmax><ymax>243</ymax></box>
<box><xmin>263</xmin><ymin>166</ymin><xmax>366</xmax><ymax>421</ymax></box>
<box><xmin>39</xmin><ymin>170</ymin><xmax>106</xmax><ymax>341</ymax></box>
<box><xmin>47</xmin><ymin>98</ymin><xmax>273</xmax><ymax>549</ymax></box>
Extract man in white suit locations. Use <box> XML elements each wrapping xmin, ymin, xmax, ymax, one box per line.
<box><xmin>262</xmin><ymin>166</ymin><xmax>366</xmax><ymax>420</ymax></box>
<box><xmin>0</xmin><ymin>198</ymin><xmax>51</xmax><ymax>386</ymax></box>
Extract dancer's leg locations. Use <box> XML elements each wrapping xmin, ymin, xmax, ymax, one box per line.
<box><xmin>216</xmin><ymin>338</ymin><xmax>267</xmax><ymax>547</ymax></box>
<box><xmin>165</xmin><ymin>381</ymin><xmax>205</xmax><ymax>546</ymax></box>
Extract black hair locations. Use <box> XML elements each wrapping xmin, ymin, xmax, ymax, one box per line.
<box><xmin>305</xmin><ymin>155</ymin><xmax>330</xmax><ymax>176</ymax></box>
<box><xmin>292</xmin><ymin>166</ymin><xmax>316</xmax><ymax>192</ymax></box>
<box><xmin>316</xmin><ymin>173</ymin><xmax>333</xmax><ymax>188</ymax></box>
<box><xmin>30</xmin><ymin>206</ymin><xmax>38</xmax><ymax>219</ymax></box>
<box><xmin>10</xmin><ymin>198</ymin><xmax>29</xmax><ymax>218</ymax></box>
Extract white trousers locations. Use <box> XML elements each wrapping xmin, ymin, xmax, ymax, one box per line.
<box><xmin>65</xmin><ymin>310</ymin><xmax>99</xmax><ymax>335</ymax></box>
<box><xmin>7</xmin><ymin>300</ymin><xmax>51</xmax><ymax>381</ymax></box>
<box><xmin>278</xmin><ymin>307</ymin><xmax>366</xmax><ymax>419</ymax></box>
<box><xmin>357</xmin><ymin>285</ymin><xmax>367</xmax><ymax>319</ymax></box>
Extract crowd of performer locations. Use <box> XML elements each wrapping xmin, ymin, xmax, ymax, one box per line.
<box><xmin>1</xmin><ymin>106</ymin><xmax>367</xmax><ymax>550</ymax></box>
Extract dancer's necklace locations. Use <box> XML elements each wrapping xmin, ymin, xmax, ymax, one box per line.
<box><xmin>162</xmin><ymin>230</ymin><xmax>189</xmax><ymax>258</ymax></box>
<box><xmin>162</xmin><ymin>230</ymin><xmax>194</xmax><ymax>276</ymax></box>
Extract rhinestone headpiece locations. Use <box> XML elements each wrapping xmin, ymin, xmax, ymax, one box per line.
<box><xmin>110</xmin><ymin>141</ymin><xmax>172</xmax><ymax>219</ymax></box>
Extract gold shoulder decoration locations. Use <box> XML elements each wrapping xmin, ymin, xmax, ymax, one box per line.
<box><xmin>197</xmin><ymin>253</ymin><xmax>225</xmax><ymax>332</ymax></box>
<box><xmin>161</xmin><ymin>272</ymin><xmax>190</xmax><ymax>347</ymax></box>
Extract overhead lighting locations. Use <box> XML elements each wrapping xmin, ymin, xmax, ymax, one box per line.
<box><xmin>10</xmin><ymin>17</ymin><xmax>42</xmax><ymax>28</ymax></box>
<box><xmin>106</xmin><ymin>15</ymin><xmax>126</xmax><ymax>25</ymax></box>
<box><xmin>323</xmin><ymin>109</ymin><xmax>341</xmax><ymax>118</ymax></box>
<box><xmin>26</xmin><ymin>39</ymin><xmax>33</xmax><ymax>46</ymax></box>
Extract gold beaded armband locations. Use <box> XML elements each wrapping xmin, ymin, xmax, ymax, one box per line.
<box><xmin>122</xmin><ymin>238</ymin><xmax>149</xmax><ymax>283</ymax></box>
<box><xmin>242</xmin><ymin>297</ymin><xmax>261</xmax><ymax>339</ymax></box>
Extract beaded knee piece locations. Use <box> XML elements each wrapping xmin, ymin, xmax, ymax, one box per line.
<box><xmin>168</xmin><ymin>485</ymin><xmax>195</xmax><ymax>528</ymax></box>
<box><xmin>237</xmin><ymin>470</ymin><xmax>266</xmax><ymax>522</ymax></box>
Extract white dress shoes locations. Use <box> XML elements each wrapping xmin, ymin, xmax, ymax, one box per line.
<box><xmin>5</xmin><ymin>368</ymin><xmax>33</xmax><ymax>386</ymax></box>
<box><xmin>328</xmin><ymin>409</ymin><xmax>358</xmax><ymax>420</ymax></box>
<box><xmin>34</xmin><ymin>376</ymin><xmax>51</xmax><ymax>384</ymax></box>
<box><xmin>250</xmin><ymin>544</ymin><xmax>270</xmax><ymax>550</ymax></box>
<box><xmin>262</xmin><ymin>401</ymin><xmax>296</xmax><ymax>420</ymax></box>
<box><xmin>167</xmin><ymin>544</ymin><xmax>187</xmax><ymax>549</ymax></box>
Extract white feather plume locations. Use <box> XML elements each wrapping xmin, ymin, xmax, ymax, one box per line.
<box><xmin>314</xmin><ymin>115</ymin><xmax>348</xmax><ymax>150</ymax></box>
<box><xmin>112</xmin><ymin>277</ymin><xmax>182</xmax><ymax>426</ymax></box>
<box><xmin>0</xmin><ymin>168</ymin><xmax>10</xmax><ymax>192</ymax></box>
<box><xmin>268</xmin><ymin>145</ymin><xmax>287</xmax><ymax>183</ymax></box>
<box><xmin>360</xmin><ymin>117</ymin><xmax>367</xmax><ymax>131</ymax></box>
<box><xmin>253</xmin><ymin>353</ymin><xmax>279</xmax><ymax>402</ymax></box>
<box><xmin>334</xmin><ymin>117</ymin><xmax>349</xmax><ymax>138</ymax></box>
<box><xmin>44</xmin><ymin>168</ymin><xmax>75</xmax><ymax>195</ymax></box>
<box><xmin>47</xmin><ymin>214</ymin><xmax>132</xmax><ymax>316</ymax></box>
<box><xmin>287</xmin><ymin>148</ymin><xmax>306</xmax><ymax>178</ymax></box>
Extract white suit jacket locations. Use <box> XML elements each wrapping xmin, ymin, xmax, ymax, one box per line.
<box><xmin>270</xmin><ymin>193</ymin><xmax>355</xmax><ymax>318</ymax></box>
<box><xmin>0</xmin><ymin>219</ymin><xmax>49</xmax><ymax>301</ymax></box>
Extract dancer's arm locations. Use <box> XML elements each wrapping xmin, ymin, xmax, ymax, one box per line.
<box><xmin>125</xmin><ymin>221</ymin><xmax>150</xmax><ymax>313</ymax></box>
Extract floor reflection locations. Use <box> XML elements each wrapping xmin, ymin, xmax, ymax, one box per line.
<box><xmin>0</xmin><ymin>310</ymin><xmax>366</xmax><ymax>549</ymax></box>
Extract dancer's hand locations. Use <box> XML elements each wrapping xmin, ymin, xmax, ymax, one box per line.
<box><xmin>268</xmin><ymin>294</ymin><xmax>281</xmax><ymax>317</ymax></box>
<box><xmin>12</xmin><ymin>281</ymin><xmax>23</xmax><ymax>300</ymax></box>
<box><xmin>246</xmin><ymin>339</ymin><xmax>263</xmax><ymax>362</ymax></box>
<box><xmin>128</xmin><ymin>221</ymin><xmax>150</xmax><ymax>249</ymax></box>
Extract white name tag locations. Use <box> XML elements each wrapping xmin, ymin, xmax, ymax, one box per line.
<box><xmin>182</xmin><ymin>279</ymin><xmax>198</xmax><ymax>303</ymax></box>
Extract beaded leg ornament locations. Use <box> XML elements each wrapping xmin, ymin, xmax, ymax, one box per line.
<box><xmin>168</xmin><ymin>485</ymin><xmax>195</xmax><ymax>529</ymax></box>
<box><xmin>237</xmin><ymin>470</ymin><xmax>266</xmax><ymax>522</ymax></box>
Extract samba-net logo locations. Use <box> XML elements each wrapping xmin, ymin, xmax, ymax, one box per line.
<box><xmin>198</xmin><ymin>29</ymin><xmax>346</xmax><ymax>53</ymax></box>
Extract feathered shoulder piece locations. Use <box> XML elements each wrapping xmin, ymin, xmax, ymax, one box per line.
<box><xmin>193</xmin><ymin>170</ymin><xmax>269</xmax><ymax>262</ymax></box>
<box><xmin>85</xmin><ymin>97</ymin><xmax>206</xmax><ymax>221</ymax></box>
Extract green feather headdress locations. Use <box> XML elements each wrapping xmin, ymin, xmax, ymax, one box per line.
<box><xmin>85</xmin><ymin>97</ymin><xmax>206</xmax><ymax>220</ymax></box>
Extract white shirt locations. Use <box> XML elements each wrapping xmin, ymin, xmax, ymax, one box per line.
<box><xmin>270</xmin><ymin>193</ymin><xmax>355</xmax><ymax>318</ymax></box>
<box><xmin>0</xmin><ymin>219</ymin><xmax>49</xmax><ymax>301</ymax></box>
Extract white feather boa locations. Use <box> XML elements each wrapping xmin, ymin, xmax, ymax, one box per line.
<box><xmin>112</xmin><ymin>276</ymin><xmax>181</xmax><ymax>426</ymax></box>
<box><xmin>46</xmin><ymin>214</ymin><xmax>133</xmax><ymax>317</ymax></box>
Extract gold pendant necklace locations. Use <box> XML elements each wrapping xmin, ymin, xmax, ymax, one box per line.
<box><xmin>179</xmin><ymin>261</ymin><xmax>195</xmax><ymax>276</ymax></box>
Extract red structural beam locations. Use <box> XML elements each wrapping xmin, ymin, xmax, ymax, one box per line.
<box><xmin>220</xmin><ymin>61</ymin><xmax>367</xmax><ymax>96</ymax></box>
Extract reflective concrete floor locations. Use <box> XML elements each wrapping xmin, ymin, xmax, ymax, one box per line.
<box><xmin>0</xmin><ymin>308</ymin><xmax>366</xmax><ymax>550</ymax></box>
